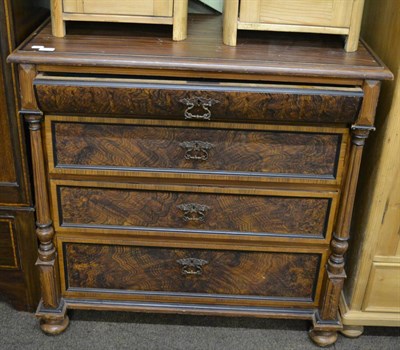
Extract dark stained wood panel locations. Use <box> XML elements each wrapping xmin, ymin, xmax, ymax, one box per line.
<box><xmin>0</xmin><ymin>14</ymin><xmax>25</xmax><ymax>204</ymax></box>
<box><xmin>0</xmin><ymin>61</ymin><xmax>17</xmax><ymax>184</ymax></box>
<box><xmin>8</xmin><ymin>16</ymin><xmax>392</xmax><ymax>80</ymax></box>
<box><xmin>0</xmin><ymin>0</ymin><xmax>46</xmax><ymax>312</ymax></box>
<box><xmin>64</xmin><ymin>242</ymin><xmax>321</xmax><ymax>301</ymax></box>
<box><xmin>57</xmin><ymin>184</ymin><xmax>332</xmax><ymax>238</ymax></box>
<box><xmin>51</xmin><ymin>120</ymin><xmax>344</xmax><ymax>180</ymax></box>
<box><xmin>0</xmin><ymin>219</ymin><xmax>18</xmax><ymax>268</ymax></box>
<box><xmin>35</xmin><ymin>77</ymin><xmax>362</xmax><ymax>123</ymax></box>
<box><xmin>0</xmin><ymin>209</ymin><xmax>39</xmax><ymax>311</ymax></box>
<box><xmin>0</xmin><ymin>0</ymin><xmax>48</xmax><ymax>206</ymax></box>
<box><xmin>9</xmin><ymin>0</ymin><xmax>48</xmax><ymax>44</ymax></box>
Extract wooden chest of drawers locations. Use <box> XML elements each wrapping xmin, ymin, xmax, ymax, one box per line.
<box><xmin>9</xmin><ymin>15</ymin><xmax>391</xmax><ymax>346</ymax></box>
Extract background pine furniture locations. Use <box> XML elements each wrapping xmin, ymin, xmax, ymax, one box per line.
<box><xmin>340</xmin><ymin>0</ymin><xmax>400</xmax><ymax>336</ymax></box>
<box><xmin>223</xmin><ymin>0</ymin><xmax>365</xmax><ymax>52</ymax></box>
<box><xmin>51</xmin><ymin>0</ymin><xmax>188</xmax><ymax>40</ymax></box>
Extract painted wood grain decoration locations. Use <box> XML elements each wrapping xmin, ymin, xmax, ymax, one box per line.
<box><xmin>51</xmin><ymin>120</ymin><xmax>343</xmax><ymax>180</ymax></box>
<box><xmin>64</xmin><ymin>242</ymin><xmax>321</xmax><ymax>301</ymax></box>
<box><xmin>34</xmin><ymin>77</ymin><xmax>363</xmax><ymax>123</ymax></box>
<box><xmin>57</xmin><ymin>184</ymin><xmax>331</xmax><ymax>238</ymax></box>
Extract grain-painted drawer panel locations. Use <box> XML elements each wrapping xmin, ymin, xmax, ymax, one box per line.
<box><xmin>61</xmin><ymin>241</ymin><xmax>323</xmax><ymax>305</ymax></box>
<box><xmin>35</xmin><ymin>75</ymin><xmax>363</xmax><ymax>124</ymax></box>
<box><xmin>52</xmin><ymin>181</ymin><xmax>337</xmax><ymax>241</ymax></box>
<box><xmin>47</xmin><ymin>116</ymin><xmax>348</xmax><ymax>184</ymax></box>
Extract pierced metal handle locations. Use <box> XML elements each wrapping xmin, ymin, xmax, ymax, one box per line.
<box><xmin>177</xmin><ymin>203</ymin><xmax>211</xmax><ymax>222</ymax></box>
<box><xmin>179</xmin><ymin>97</ymin><xmax>220</xmax><ymax>120</ymax></box>
<box><xmin>176</xmin><ymin>258</ymin><xmax>209</xmax><ymax>276</ymax></box>
<box><xmin>179</xmin><ymin>140</ymin><xmax>214</xmax><ymax>161</ymax></box>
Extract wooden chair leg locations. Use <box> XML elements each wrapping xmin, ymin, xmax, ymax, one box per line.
<box><xmin>173</xmin><ymin>0</ymin><xmax>188</xmax><ymax>41</ymax></box>
<box><xmin>51</xmin><ymin>0</ymin><xmax>66</xmax><ymax>37</ymax></box>
<box><xmin>344</xmin><ymin>0</ymin><xmax>365</xmax><ymax>52</ymax></box>
<box><xmin>223</xmin><ymin>0</ymin><xmax>239</xmax><ymax>46</ymax></box>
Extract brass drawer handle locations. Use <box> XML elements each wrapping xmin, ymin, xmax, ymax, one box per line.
<box><xmin>179</xmin><ymin>97</ymin><xmax>220</xmax><ymax>120</ymax></box>
<box><xmin>179</xmin><ymin>140</ymin><xmax>214</xmax><ymax>161</ymax></box>
<box><xmin>177</xmin><ymin>203</ymin><xmax>211</xmax><ymax>222</ymax></box>
<box><xmin>176</xmin><ymin>258</ymin><xmax>209</xmax><ymax>276</ymax></box>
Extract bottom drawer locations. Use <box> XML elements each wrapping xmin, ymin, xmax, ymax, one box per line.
<box><xmin>59</xmin><ymin>239</ymin><xmax>327</xmax><ymax>307</ymax></box>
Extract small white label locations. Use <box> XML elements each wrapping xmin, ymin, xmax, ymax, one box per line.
<box><xmin>31</xmin><ymin>45</ymin><xmax>55</xmax><ymax>52</ymax></box>
<box><xmin>38</xmin><ymin>47</ymin><xmax>56</xmax><ymax>52</ymax></box>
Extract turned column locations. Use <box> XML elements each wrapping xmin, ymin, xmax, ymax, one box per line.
<box><xmin>309</xmin><ymin>81</ymin><xmax>381</xmax><ymax>347</ymax></box>
<box><xmin>19</xmin><ymin>65</ymin><xmax>69</xmax><ymax>334</ymax></box>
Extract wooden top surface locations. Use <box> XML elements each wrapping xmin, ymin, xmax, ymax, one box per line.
<box><xmin>9</xmin><ymin>15</ymin><xmax>392</xmax><ymax>81</ymax></box>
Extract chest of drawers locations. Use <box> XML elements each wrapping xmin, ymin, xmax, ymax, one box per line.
<box><xmin>9</xmin><ymin>15</ymin><xmax>391</xmax><ymax>346</ymax></box>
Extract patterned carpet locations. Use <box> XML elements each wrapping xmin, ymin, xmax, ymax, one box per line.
<box><xmin>0</xmin><ymin>298</ymin><xmax>399</xmax><ymax>350</ymax></box>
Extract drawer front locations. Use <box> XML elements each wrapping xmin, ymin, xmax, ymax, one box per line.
<box><xmin>0</xmin><ymin>218</ymin><xmax>18</xmax><ymax>269</ymax></box>
<box><xmin>35</xmin><ymin>76</ymin><xmax>363</xmax><ymax>124</ymax></box>
<box><xmin>240</xmin><ymin>0</ymin><xmax>354</xmax><ymax>28</ymax></box>
<box><xmin>47</xmin><ymin>117</ymin><xmax>348</xmax><ymax>184</ymax></box>
<box><xmin>63</xmin><ymin>0</ymin><xmax>173</xmax><ymax>17</ymax></box>
<box><xmin>60</xmin><ymin>240</ymin><xmax>325</xmax><ymax>306</ymax></box>
<box><xmin>52</xmin><ymin>181</ymin><xmax>337</xmax><ymax>241</ymax></box>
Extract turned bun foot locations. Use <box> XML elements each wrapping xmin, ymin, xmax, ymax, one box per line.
<box><xmin>340</xmin><ymin>325</ymin><xmax>364</xmax><ymax>338</ymax></box>
<box><xmin>40</xmin><ymin>315</ymin><xmax>70</xmax><ymax>335</ymax></box>
<box><xmin>309</xmin><ymin>329</ymin><xmax>338</xmax><ymax>347</ymax></box>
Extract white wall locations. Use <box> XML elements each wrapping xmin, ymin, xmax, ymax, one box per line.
<box><xmin>199</xmin><ymin>0</ymin><xmax>223</xmax><ymax>12</ymax></box>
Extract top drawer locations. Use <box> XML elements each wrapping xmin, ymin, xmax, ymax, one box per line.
<box><xmin>34</xmin><ymin>75</ymin><xmax>363</xmax><ymax>124</ymax></box>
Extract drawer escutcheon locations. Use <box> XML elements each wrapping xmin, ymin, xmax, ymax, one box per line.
<box><xmin>177</xmin><ymin>203</ymin><xmax>211</xmax><ymax>222</ymax></box>
<box><xmin>179</xmin><ymin>140</ymin><xmax>214</xmax><ymax>161</ymax></box>
<box><xmin>179</xmin><ymin>97</ymin><xmax>220</xmax><ymax>120</ymax></box>
<box><xmin>176</xmin><ymin>258</ymin><xmax>209</xmax><ymax>276</ymax></box>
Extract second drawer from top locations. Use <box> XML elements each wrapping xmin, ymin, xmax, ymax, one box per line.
<box><xmin>46</xmin><ymin>116</ymin><xmax>349</xmax><ymax>185</ymax></box>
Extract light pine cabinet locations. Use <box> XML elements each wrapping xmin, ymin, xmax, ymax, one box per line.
<box><xmin>63</xmin><ymin>0</ymin><xmax>173</xmax><ymax>17</ymax></box>
<box><xmin>51</xmin><ymin>0</ymin><xmax>188</xmax><ymax>40</ymax></box>
<box><xmin>340</xmin><ymin>0</ymin><xmax>400</xmax><ymax>335</ymax></box>
<box><xmin>223</xmin><ymin>0</ymin><xmax>365</xmax><ymax>51</ymax></box>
